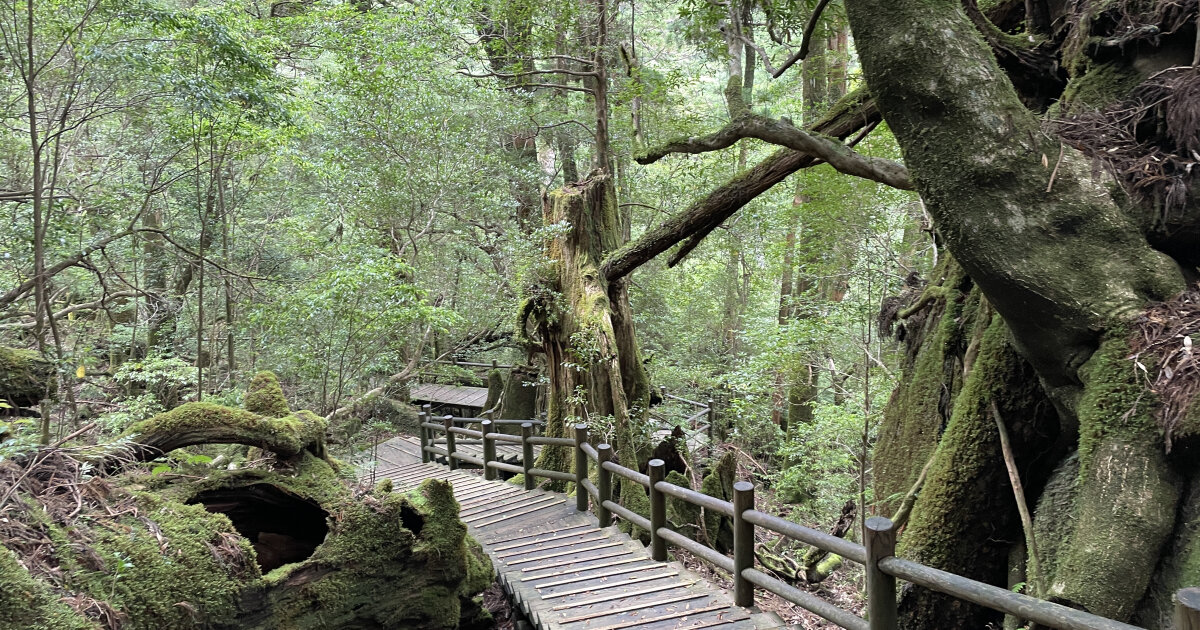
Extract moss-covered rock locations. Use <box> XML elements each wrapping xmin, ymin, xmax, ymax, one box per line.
<box><xmin>0</xmin><ymin>346</ymin><xmax>55</xmax><ymax>409</ymax></box>
<box><xmin>664</xmin><ymin>470</ymin><xmax>701</xmax><ymax>537</ymax></box>
<box><xmin>699</xmin><ymin>451</ymin><xmax>737</xmax><ymax>552</ymax></box>
<box><xmin>243</xmin><ymin>371</ymin><xmax>290</xmax><ymax>418</ymax></box>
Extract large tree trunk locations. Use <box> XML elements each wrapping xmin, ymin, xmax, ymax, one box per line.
<box><xmin>523</xmin><ymin>174</ymin><xmax>650</xmax><ymax>507</ymax></box>
<box><xmin>846</xmin><ymin>0</ymin><xmax>1197</xmax><ymax>623</ymax></box>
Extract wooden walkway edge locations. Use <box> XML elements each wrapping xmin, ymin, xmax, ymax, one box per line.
<box><xmin>367</xmin><ymin>436</ymin><xmax>786</xmax><ymax>630</ymax></box>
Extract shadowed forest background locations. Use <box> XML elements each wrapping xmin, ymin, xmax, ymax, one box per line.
<box><xmin>1</xmin><ymin>0</ymin><xmax>1198</xmax><ymax>627</ymax></box>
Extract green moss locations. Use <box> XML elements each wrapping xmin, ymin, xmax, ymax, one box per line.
<box><xmin>1057</xmin><ymin>60</ymin><xmax>1142</xmax><ymax>114</ymax></box>
<box><xmin>243</xmin><ymin>371</ymin><xmax>290</xmax><ymax>418</ymax></box>
<box><xmin>1049</xmin><ymin>333</ymin><xmax>1181</xmax><ymax>620</ymax></box>
<box><xmin>875</xmin><ymin>258</ymin><xmax>970</xmax><ymax>514</ymax></box>
<box><xmin>76</xmin><ymin>496</ymin><xmax>256</xmax><ymax>629</ymax></box>
<box><xmin>900</xmin><ymin>315</ymin><xmax>1013</xmax><ymax>567</ymax></box>
<box><xmin>664</xmin><ymin>470</ymin><xmax>701</xmax><ymax>536</ymax></box>
<box><xmin>0</xmin><ymin>546</ymin><xmax>94</xmax><ymax>630</ymax></box>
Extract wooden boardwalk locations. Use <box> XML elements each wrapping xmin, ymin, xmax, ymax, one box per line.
<box><xmin>369</xmin><ymin>437</ymin><xmax>785</xmax><ymax>630</ymax></box>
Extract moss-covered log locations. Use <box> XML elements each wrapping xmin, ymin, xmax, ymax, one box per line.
<box><xmin>0</xmin><ymin>346</ymin><xmax>56</xmax><ymax>409</ymax></box>
<box><xmin>120</xmin><ymin>403</ymin><xmax>330</xmax><ymax>465</ymax></box>
<box><xmin>1</xmin><ymin>373</ymin><xmax>493</xmax><ymax>630</ymax></box>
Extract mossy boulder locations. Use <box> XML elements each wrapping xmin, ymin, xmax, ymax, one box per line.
<box><xmin>0</xmin><ymin>346</ymin><xmax>55</xmax><ymax>409</ymax></box>
<box><xmin>243</xmin><ymin>371</ymin><xmax>290</xmax><ymax>418</ymax></box>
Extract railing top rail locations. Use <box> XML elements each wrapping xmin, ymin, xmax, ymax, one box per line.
<box><xmin>879</xmin><ymin>555</ymin><xmax>1144</xmax><ymax>630</ymax></box>
<box><xmin>661</xmin><ymin>392</ymin><xmax>709</xmax><ymax>409</ymax></box>
<box><xmin>420</xmin><ymin>413</ymin><xmax>544</xmax><ymax>426</ymax></box>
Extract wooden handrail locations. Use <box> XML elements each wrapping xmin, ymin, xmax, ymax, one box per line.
<box><xmin>412</xmin><ymin>417</ymin><xmax>1155</xmax><ymax>630</ymax></box>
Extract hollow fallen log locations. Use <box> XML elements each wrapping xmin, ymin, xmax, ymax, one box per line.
<box><xmin>1</xmin><ymin>372</ymin><xmax>494</xmax><ymax>630</ymax></box>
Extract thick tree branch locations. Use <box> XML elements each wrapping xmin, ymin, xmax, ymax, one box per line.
<box><xmin>601</xmin><ymin>91</ymin><xmax>880</xmax><ymax>281</ymax></box>
<box><xmin>637</xmin><ymin>113</ymin><xmax>911</xmax><ymax>190</ymax></box>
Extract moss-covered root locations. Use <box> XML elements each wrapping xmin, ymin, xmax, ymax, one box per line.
<box><xmin>1133</xmin><ymin>470</ymin><xmax>1200</xmax><ymax>629</ymax></box>
<box><xmin>0</xmin><ymin>546</ymin><xmax>95</xmax><ymax>630</ymax></box>
<box><xmin>1048</xmin><ymin>336</ymin><xmax>1181</xmax><ymax>620</ymax></box>
<box><xmin>897</xmin><ymin>314</ymin><xmax>1054</xmax><ymax>628</ymax></box>
<box><xmin>121</xmin><ymin>402</ymin><xmax>328</xmax><ymax>463</ymax></box>
<box><xmin>243</xmin><ymin>371</ymin><xmax>290</xmax><ymax>418</ymax></box>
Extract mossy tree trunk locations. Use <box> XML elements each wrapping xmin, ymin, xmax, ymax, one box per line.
<box><xmin>525</xmin><ymin>173</ymin><xmax>650</xmax><ymax>498</ymax></box>
<box><xmin>845</xmin><ymin>0</ymin><xmax>1197</xmax><ymax>623</ymax></box>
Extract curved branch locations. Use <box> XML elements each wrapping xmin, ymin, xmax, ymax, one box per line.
<box><xmin>0</xmin><ymin>229</ymin><xmax>136</xmax><ymax>309</ymax></box>
<box><xmin>603</xmin><ymin>91</ymin><xmax>880</xmax><ymax>280</ymax></box>
<box><xmin>118</xmin><ymin>402</ymin><xmax>328</xmax><ymax>464</ymax></box>
<box><xmin>637</xmin><ymin>113</ymin><xmax>910</xmax><ymax>189</ymax></box>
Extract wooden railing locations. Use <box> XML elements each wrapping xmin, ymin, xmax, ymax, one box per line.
<box><xmin>649</xmin><ymin>386</ymin><xmax>716</xmax><ymax>443</ymax></box>
<box><xmin>415</xmin><ymin>414</ymin><xmax>1196</xmax><ymax>630</ymax></box>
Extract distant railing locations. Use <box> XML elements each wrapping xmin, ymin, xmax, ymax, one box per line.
<box><xmin>414</xmin><ymin>413</ymin><xmax>1184</xmax><ymax>630</ymax></box>
<box><xmin>649</xmin><ymin>386</ymin><xmax>716</xmax><ymax>444</ymax></box>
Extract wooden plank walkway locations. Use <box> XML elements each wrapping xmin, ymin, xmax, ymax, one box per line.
<box><xmin>369</xmin><ymin>436</ymin><xmax>785</xmax><ymax>630</ymax></box>
<box><xmin>428</xmin><ymin>436</ymin><xmax>536</xmax><ymax>464</ymax></box>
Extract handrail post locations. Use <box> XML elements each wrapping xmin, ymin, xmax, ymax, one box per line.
<box><xmin>482</xmin><ymin>420</ymin><xmax>496</xmax><ymax>481</ymax></box>
<box><xmin>418</xmin><ymin>408</ymin><xmax>429</xmax><ymax>463</ymax></box>
<box><xmin>648</xmin><ymin>459</ymin><xmax>667</xmax><ymax>561</ymax></box>
<box><xmin>1176</xmin><ymin>587</ymin><xmax>1200</xmax><ymax>630</ymax></box>
<box><xmin>707</xmin><ymin>398</ymin><xmax>716</xmax><ymax>442</ymax></box>
<box><xmin>521</xmin><ymin>422</ymin><xmax>535</xmax><ymax>490</ymax></box>
<box><xmin>733</xmin><ymin>480</ymin><xmax>755</xmax><ymax>607</ymax></box>
<box><xmin>865</xmin><ymin>516</ymin><xmax>899</xmax><ymax>630</ymax></box>
<box><xmin>597</xmin><ymin>444</ymin><xmax>613</xmax><ymax>527</ymax></box>
<box><xmin>444</xmin><ymin>414</ymin><xmax>457</xmax><ymax>470</ymax></box>
<box><xmin>574</xmin><ymin>423</ymin><xmax>589</xmax><ymax>512</ymax></box>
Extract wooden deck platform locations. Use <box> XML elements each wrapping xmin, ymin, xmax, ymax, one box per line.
<box><xmin>369</xmin><ymin>437</ymin><xmax>785</xmax><ymax>630</ymax></box>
